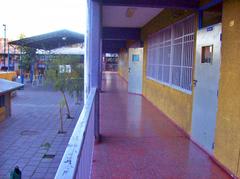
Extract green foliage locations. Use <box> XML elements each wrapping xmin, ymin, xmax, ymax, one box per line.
<box><xmin>19</xmin><ymin>33</ymin><xmax>26</xmax><ymax>39</ymax></box>
<box><xmin>21</xmin><ymin>48</ymin><xmax>36</xmax><ymax>72</ymax></box>
<box><xmin>18</xmin><ymin>33</ymin><xmax>36</xmax><ymax>72</ymax></box>
<box><xmin>46</xmin><ymin>55</ymin><xmax>84</xmax><ymax>99</ymax></box>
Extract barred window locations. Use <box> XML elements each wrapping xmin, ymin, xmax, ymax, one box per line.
<box><xmin>146</xmin><ymin>15</ymin><xmax>195</xmax><ymax>93</ymax></box>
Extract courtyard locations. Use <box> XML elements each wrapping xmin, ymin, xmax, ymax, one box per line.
<box><xmin>0</xmin><ymin>83</ymin><xmax>82</xmax><ymax>179</ymax></box>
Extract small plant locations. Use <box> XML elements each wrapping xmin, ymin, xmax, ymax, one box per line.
<box><xmin>45</xmin><ymin>55</ymin><xmax>84</xmax><ymax>119</ymax></box>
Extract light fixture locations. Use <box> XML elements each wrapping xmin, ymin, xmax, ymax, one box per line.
<box><xmin>62</xmin><ymin>37</ymin><xmax>67</xmax><ymax>41</ymax></box>
<box><xmin>126</xmin><ymin>8</ymin><xmax>136</xmax><ymax>18</ymax></box>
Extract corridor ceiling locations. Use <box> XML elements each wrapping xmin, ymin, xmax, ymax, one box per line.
<box><xmin>103</xmin><ymin>6</ymin><xmax>163</xmax><ymax>28</ymax></box>
<box><xmin>98</xmin><ymin>0</ymin><xmax>200</xmax><ymax>53</ymax></box>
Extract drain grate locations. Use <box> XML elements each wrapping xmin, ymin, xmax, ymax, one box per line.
<box><xmin>57</xmin><ymin>131</ymin><xmax>67</xmax><ymax>134</ymax></box>
<box><xmin>42</xmin><ymin>154</ymin><xmax>55</xmax><ymax>159</ymax></box>
<box><xmin>20</xmin><ymin>130</ymin><xmax>39</xmax><ymax>136</ymax></box>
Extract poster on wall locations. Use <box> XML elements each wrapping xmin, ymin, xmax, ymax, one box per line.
<box><xmin>132</xmin><ymin>54</ymin><xmax>139</xmax><ymax>62</ymax></box>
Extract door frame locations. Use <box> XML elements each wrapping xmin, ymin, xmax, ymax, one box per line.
<box><xmin>128</xmin><ymin>48</ymin><xmax>143</xmax><ymax>95</ymax></box>
<box><xmin>191</xmin><ymin>23</ymin><xmax>222</xmax><ymax>154</ymax></box>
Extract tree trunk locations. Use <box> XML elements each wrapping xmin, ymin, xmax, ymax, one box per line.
<box><xmin>59</xmin><ymin>105</ymin><xmax>64</xmax><ymax>133</ymax></box>
<box><xmin>61</xmin><ymin>91</ymin><xmax>73</xmax><ymax>119</ymax></box>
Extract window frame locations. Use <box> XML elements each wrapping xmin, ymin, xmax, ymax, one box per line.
<box><xmin>146</xmin><ymin>15</ymin><xmax>195</xmax><ymax>95</ymax></box>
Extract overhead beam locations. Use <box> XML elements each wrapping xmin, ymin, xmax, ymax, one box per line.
<box><xmin>198</xmin><ymin>0</ymin><xmax>222</xmax><ymax>11</ymax></box>
<box><xmin>102</xmin><ymin>40</ymin><xmax>126</xmax><ymax>53</ymax></box>
<box><xmin>198</xmin><ymin>0</ymin><xmax>223</xmax><ymax>29</ymax></box>
<box><xmin>94</xmin><ymin>0</ymin><xmax>198</xmax><ymax>9</ymax></box>
<box><xmin>102</xmin><ymin>27</ymin><xmax>141</xmax><ymax>41</ymax></box>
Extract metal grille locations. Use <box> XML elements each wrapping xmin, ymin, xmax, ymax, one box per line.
<box><xmin>147</xmin><ymin>15</ymin><xmax>195</xmax><ymax>93</ymax></box>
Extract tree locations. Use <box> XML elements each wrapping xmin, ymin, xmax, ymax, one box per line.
<box><xmin>21</xmin><ymin>48</ymin><xmax>36</xmax><ymax>72</ymax></box>
<box><xmin>45</xmin><ymin>55</ymin><xmax>84</xmax><ymax>120</ymax></box>
<box><xmin>18</xmin><ymin>33</ymin><xmax>37</xmax><ymax>80</ymax></box>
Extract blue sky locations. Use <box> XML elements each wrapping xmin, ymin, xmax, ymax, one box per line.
<box><xmin>0</xmin><ymin>0</ymin><xmax>86</xmax><ymax>40</ymax></box>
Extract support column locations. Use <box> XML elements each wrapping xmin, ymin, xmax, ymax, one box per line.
<box><xmin>86</xmin><ymin>0</ymin><xmax>102</xmax><ymax>142</ymax></box>
<box><xmin>7</xmin><ymin>44</ymin><xmax>10</xmax><ymax>70</ymax></box>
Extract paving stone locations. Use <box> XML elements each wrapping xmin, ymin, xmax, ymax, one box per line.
<box><xmin>31</xmin><ymin>172</ymin><xmax>46</xmax><ymax>179</ymax></box>
<box><xmin>0</xmin><ymin>84</ymin><xmax>82</xmax><ymax>179</ymax></box>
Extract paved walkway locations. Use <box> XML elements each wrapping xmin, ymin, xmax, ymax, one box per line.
<box><xmin>92</xmin><ymin>72</ymin><xmax>231</xmax><ymax>179</ymax></box>
<box><xmin>0</xmin><ymin>84</ymin><xmax>82</xmax><ymax>179</ymax></box>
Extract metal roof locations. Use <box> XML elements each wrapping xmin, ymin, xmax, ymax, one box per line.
<box><xmin>9</xmin><ymin>29</ymin><xmax>84</xmax><ymax>50</ymax></box>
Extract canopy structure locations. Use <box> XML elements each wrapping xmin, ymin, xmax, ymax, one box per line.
<box><xmin>9</xmin><ymin>29</ymin><xmax>84</xmax><ymax>50</ymax></box>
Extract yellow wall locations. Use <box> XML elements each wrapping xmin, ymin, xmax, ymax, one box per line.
<box><xmin>0</xmin><ymin>71</ymin><xmax>17</xmax><ymax>81</ymax></box>
<box><xmin>141</xmin><ymin>9</ymin><xmax>196</xmax><ymax>134</ymax></box>
<box><xmin>214</xmin><ymin>0</ymin><xmax>240</xmax><ymax>177</ymax></box>
<box><xmin>0</xmin><ymin>107</ymin><xmax>6</xmax><ymax>122</ymax></box>
<box><xmin>117</xmin><ymin>1</ymin><xmax>240</xmax><ymax>176</ymax></box>
<box><xmin>0</xmin><ymin>72</ymin><xmax>16</xmax><ymax>122</ymax></box>
<box><xmin>141</xmin><ymin>9</ymin><xmax>194</xmax><ymax>40</ymax></box>
<box><xmin>118</xmin><ymin>50</ymin><xmax>129</xmax><ymax>81</ymax></box>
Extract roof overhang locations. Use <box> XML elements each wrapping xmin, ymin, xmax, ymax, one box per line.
<box><xmin>102</xmin><ymin>40</ymin><xmax>127</xmax><ymax>53</ymax></box>
<box><xmin>0</xmin><ymin>78</ymin><xmax>24</xmax><ymax>95</ymax></box>
<box><xmin>9</xmin><ymin>30</ymin><xmax>84</xmax><ymax>50</ymax></box>
<box><xmin>95</xmin><ymin>0</ymin><xmax>198</xmax><ymax>10</ymax></box>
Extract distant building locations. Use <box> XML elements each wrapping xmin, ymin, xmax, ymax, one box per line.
<box><xmin>0</xmin><ymin>38</ymin><xmax>20</xmax><ymax>70</ymax></box>
<box><xmin>0</xmin><ymin>38</ymin><xmax>84</xmax><ymax>71</ymax></box>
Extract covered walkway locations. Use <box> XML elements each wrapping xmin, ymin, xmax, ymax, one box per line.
<box><xmin>92</xmin><ymin>72</ymin><xmax>231</xmax><ymax>178</ymax></box>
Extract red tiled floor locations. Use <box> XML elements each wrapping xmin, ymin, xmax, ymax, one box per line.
<box><xmin>92</xmin><ymin>72</ymin><xmax>232</xmax><ymax>179</ymax></box>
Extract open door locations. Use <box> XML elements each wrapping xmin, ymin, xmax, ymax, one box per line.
<box><xmin>191</xmin><ymin>24</ymin><xmax>222</xmax><ymax>154</ymax></box>
<box><xmin>128</xmin><ymin>48</ymin><xmax>143</xmax><ymax>94</ymax></box>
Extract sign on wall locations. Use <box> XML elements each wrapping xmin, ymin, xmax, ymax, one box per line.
<box><xmin>59</xmin><ymin>65</ymin><xmax>71</xmax><ymax>73</ymax></box>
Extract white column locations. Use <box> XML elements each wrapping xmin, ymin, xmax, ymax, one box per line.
<box><xmin>85</xmin><ymin>0</ymin><xmax>101</xmax><ymax>99</ymax></box>
<box><xmin>89</xmin><ymin>1</ymin><xmax>101</xmax><ymax>89</ymax></box>
<box><xmin>86</xmin><ymin>0</ymin><xmax>102</xmax><ymax>141</ymax></box>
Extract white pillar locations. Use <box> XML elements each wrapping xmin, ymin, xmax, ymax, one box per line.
<box><xmin>89</xmin><ymin>1</ymin><xmax>101</xmax><ymax>89</ymax></box>
<box><xmin>85</xmin><ymin>0</ymin><xmax>101</xmax><ymax>99</ymax></box>
<box><xmin>86</xmin><ymin>0</ymin><xmax>102</xmax><ymax>141</ymax></box>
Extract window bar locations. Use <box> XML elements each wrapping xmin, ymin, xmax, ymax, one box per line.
<box><xmin>179</xmin><ymin>24</ymin><xmax>184</xmax><ymax>88</ymax></box>
<box><xmin>169</xmin><ymin>26</ymin><xmax>174</xmax><ymax>85</ymax></box>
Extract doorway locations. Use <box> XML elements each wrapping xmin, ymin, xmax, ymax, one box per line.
<box><xmin>191</xmin><ymin>23</ymin><xmax>222</xmax><ymax>154</ymax></box>
<box><xmin>128</xmin><ymin>48</ymin><xmax>143</xmax><ymax>94</ymax></box>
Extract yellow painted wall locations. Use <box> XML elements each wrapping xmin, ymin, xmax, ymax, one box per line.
<box><xmin>0</xmin><ymin>107</ymin><xmax>6</xmax><ymax>122</ymax></box>
<box><xmin>118</xmin><ymin>50</ymin><xmax>129</xmax><ymax>81</ymax></box>
<box><xmin>0</xmin><ymin>71</ymin><xmax>16</xmax><ymax>122</ymax></box>
<box><xmin>117</xmin><ymin>0</ymin><xmax>240</xmax><ymax>176</ymax></box>
<box><xmin>141</xmin><ymin>9</ymin><xmax>196</xmax><ymax>134</ymax></box>
<box><xmin>0</xmin><ymin>71</ymin><xmax>17</xmax><ymax>81</ymax></box>
<box><xmin>214</xmin><ymin>0</ymin><xmax>240</xmax><ymax>177</ymax></box>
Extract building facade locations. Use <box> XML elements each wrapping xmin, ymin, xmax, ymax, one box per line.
<box><xmin>102</xmin><ymin>0</ymin><xmax>240</xmax><ymax>177</ymax></box>
<box><xmin>55</xmin><ymin>0</ymin><xmax>240</xmax><ymax>178</ymax></box>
